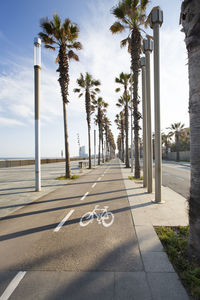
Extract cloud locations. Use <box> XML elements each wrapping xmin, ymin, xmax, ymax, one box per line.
<box><xmin>0</xmin><ymin>0</ymin><xmax>189</xmax><ymax>157</ymax></box>
<box><xmin>0</xmin><ymin>116</ymin><xmax>25</xmax><ymax>126</ymax></box>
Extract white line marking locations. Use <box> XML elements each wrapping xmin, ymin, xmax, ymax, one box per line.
<box><xmin>92</xmin><ymin>183</ymin><xmax>97</xmax><ymax>188</ymax></box>
<box><xmin>80</xmin><ymin>191</ymin><xmax>89</xmax><ymax>201</ymax></box>
<box><xmin>97</xmin><ymin>177</ymin><xmax>101</xmax><ymax>181</ymax></box>
<box><xmin>102</xmin><ymin>174</ymin><xmax>104</xmax><ymax>177</ymax></box>
<box><xmin>0</xmin><ymin>271</ymin><xmax>26</xmax><ymax>300</ymax></box>
<box><xmin>176</xmin><ymin>177</ymin><xmax>184</xmax><ymax>181</ymax></box>
<box><xmin>54</xmin><ymin>209</ymin><xmax>75</xmax><ymax>232</ymax></box>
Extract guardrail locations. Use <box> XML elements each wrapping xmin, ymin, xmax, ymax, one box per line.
<box><xmin>0</xmin><ymin>157</ymin><xmax>88</xmax><ymax>168</ymax></box>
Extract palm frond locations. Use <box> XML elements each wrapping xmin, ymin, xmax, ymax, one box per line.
<box><xmin>112</xmin><ymin>6</ymin><xmax>125</xmax><ymax>20</ymax></box>
<box><xmin>74</xmin><ymin>88</ymin><xmax>81</xmax><ymax>93</ymax></box>
<box><xmin>53</xmin><ymin>14</ymin><xmax>61</xmax><ymax>30</ymax></box>
<box><xmin>40</xmin><ymin>18</ymin><xmax>54</xmax><ymax>35</ymax></box>
<box><xmin>44</xmin><ymin>44</ymin><xmax>56</xmax><ymax>51</ymax></box>
<box><xmin>78</xmin><ymin>93</ymin><xmax>83</xmax><ymax>98</ymax></box>
<box><xmin>110</xmin><ymin>22</ymin><xmax>125</xmax><ymax>34</ymax></box>
<box><xmin>115</xmin><ymin>87</ymin><xmax>121</xmax><ymax>92</ymax></box>
<box><xmin>38</xmin><ymin>32</ymin><xmax>56</xmax><ymax>45</ymax></box>
<box><xmin>120</xmin><ymin>37</ymin><xmax>130</xmax><ymax>48</ymax></box>
<box><xmin>68</xmin><ymin>50</ymin><xmax>79</xmax><ymax>61</ymax></box>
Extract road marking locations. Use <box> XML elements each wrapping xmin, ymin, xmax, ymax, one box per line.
<box><xmin>176</xmin><ymin>177</ymin><xmax>184</xmax><ymax>181</ymax></box>
<box><xmin>102</xmin><ymin>174</ymin><xmax>104</xmax><ymax>177</ymax></box>
<box><xmin>0</xmin><ymin>271</ymin><xmax>26</xmax><ymax>300</ymax></box>
<box><xmin>54</xmin><ymin>209</ymin><xmax>75</xmax><ymax>232</ymax></box>
<box><xmin>92</xmin><ymin>183</ymin><xmax>97</xmax><ymax>188</ymax></box>
<box><xmin>97</xmin><ymin>177</ymin><xmax>101</xmax><ymax>181</ymax></box>
<box><xmin>80</xmin><ymin>191</ymin><xmax>89</xmax><ymax>201</ymax></box>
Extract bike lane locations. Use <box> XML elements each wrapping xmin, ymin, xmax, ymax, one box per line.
<box><xmin>0</xmin><ymin>159</ymin><xmax>146</xmax><ymax>299</ymax></box>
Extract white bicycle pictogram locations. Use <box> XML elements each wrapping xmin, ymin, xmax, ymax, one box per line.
<box><xmin>80</xmin><ymin>205</ymin><xmax>114</xmax><ymax>228</ymax></box>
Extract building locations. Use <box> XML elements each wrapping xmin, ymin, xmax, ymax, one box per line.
<box><xmin>79</xmin><ymin>146</ymin><xmax>87</xmax><ymax>158</ymax></box>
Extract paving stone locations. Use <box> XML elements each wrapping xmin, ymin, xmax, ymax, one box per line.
<box><xmin>115</xmin><ymin>272</ymin><xmax>152</xmax><ymax>300</ymax></box>
<box><xmin>147</xmin><ymin>272</ymin><xmax>189</xmax><ymax>300</ymax></box>
<box><xmin>142</xmin><ymin>252</ymin><xmax>174</xmax><ymax>273</ymax></box>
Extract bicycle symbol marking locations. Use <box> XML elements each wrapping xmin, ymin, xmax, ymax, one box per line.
<box><xmin>80</xmin><ymin>205</ymin><xmax>114</xmax><ymax>228</ymax></box>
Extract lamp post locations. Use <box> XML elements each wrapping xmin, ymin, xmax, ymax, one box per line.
<box><xmin>143</xmin><ymin>38</ymin><xmax>153</xmax><ymax>193</ymax></box>
<box><xmin>140</xmin><ymin>57</ymin><xmax>148</xmax><ymax>188</ymax></box>
<box><xmin>34</xmin><ymin>38</ymin><xmax>41</xmax><ymax>192</ymax></box>
<box><xmin>94</xmin><ymin>129</ymin><xmax>96</xmax><ymax>167</ymax></box>
<box><xmin>150</xmin><ymin>7</ymin><xmax>164</xmax><ymax>203</ymax></box>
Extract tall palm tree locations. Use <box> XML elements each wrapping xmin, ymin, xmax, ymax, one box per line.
<box><xmin>39</xmin><ymin>15</ymin><xmax>82</xmax><ymax>178</ymax></box>
<box><xmin>110</xmin><ymin>0</ymin><xmax>150</xmax><ymax>178</ymax></box>
<box><xmin>161</xmin><ymin>133</ymin><xmax>172</xmax><ymax>160</ymax></box>
<box><xmin>180</xmin><ymin>0</ymin><xmax>200</xmax><ymax>261</ymax></box>
<box><xmin>103</xmin><ymin>115</ymin><xmax>111</xmax><ymax>161</ymax></box>
<box><xmin>93</xmin><ymin>97</ymin><xmax>108</xmax><ymax>165</ymax></box>
<box><xmin>115</xmin><ymin>72</ymin><xmax>131</xmax><ymax>168</ymax></box>
<box><xmin>74</xmin><ymin>73</ymin><xmax>100</xmax><ymax>169</ymax></box>
<box><xmin>115</xmin><ymin>112</ymin><xmax>125</xmax><ymax>162</ymax></box>
<box><xmin>167</xmin><ymin>123</ymin><xmax>185</xmax><ymax>162</ymax></box>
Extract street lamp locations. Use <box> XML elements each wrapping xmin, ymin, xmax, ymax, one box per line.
<box><xmin>150</xmin><ymin>7</ymin><xmax>164</xmax><ymax>203</ymax></box>
<box><xmin>143</xmin><ymin>38</ymin><xmax>153</xmax><ymax>193</ymax></box>
<box><xmin>34</xmin><ymin>37</ymin><xmax>41</xmax><ymax>192</ymax></box>
<box><xmin>140</xmin><ymin>57</ymin><xmax>148</xmax><ymax>188</ymax></box>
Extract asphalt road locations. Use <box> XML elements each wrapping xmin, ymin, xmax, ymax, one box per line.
<box><xmin>161</xmin><ymin>161</ymin><xmax>190</xmax><ymax>199</ymax></box>
<box><xmin>0</xmin><ymin>159</ymin><xmax>142</xmax><ymax>299</ymax></box>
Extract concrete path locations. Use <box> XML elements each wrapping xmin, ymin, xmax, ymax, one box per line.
<box><xmin>0</xmin><ymin>161</ymin><xmax>91</xmax><ymax>219</ymax></box>
<box><xmin>0</xmin><ymin>159</ymin><xmax>189</xmax><ymax>299</ymax></box>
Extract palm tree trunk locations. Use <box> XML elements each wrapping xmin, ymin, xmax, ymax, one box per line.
<box><xmin>86</xmin><ymin>89</ymin><xmax>91</xmax><ymax>169</ymax></box>
<box><xmin>98</xmin><ymin>124</ymin><xmax>101</xmax><ymax>165</ymax></box>
<box><xmin>131</xmin><ymin>27</ymin><xmax>141</xmax><ymax>178</ymax></box>
<box><xmin>102</xmin><ymin>133</ymin><xmax>104</xmax><ymax>163</ymax></box>
<box><xmin>88</xmin><ymin>124</ymin><xmax>91</xmax><ymax>169</ymax></box>
<box><xmin>176</xmin><ymin>135</ymin><xmax>180</xmax><ymax>162</ymax></box>
<box><xmin>63</xmin><ymin>101</ymin><xmax>71</xmax><ymax>178</ymax></box>
<box><xmin>125</xmin><ymin>89</ymin><xmax>130</xmax><ymax>168</ymax></box>
<box><xmin>188</xmin><ymin>43</ymin><xmax>200</xmax><ymax>260</ymax></box>
<box><xmin>58</xmin><ymin>46</ymin><xmax>71</xmax><ymax>178</ymax></box>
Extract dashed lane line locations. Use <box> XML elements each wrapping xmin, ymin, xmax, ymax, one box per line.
<box><xmin>91</xmin><ymin>183</ymin><xmax>97</xmax><ymax>189</ymax></box>
<box><xmin>80</xmin><ymin>191</ymin><xmax>89</xmax><ymax>201</ymax></box>
<box><xmin>0</xmin><ymin>271</ymin><xmax>26</xmax><ymax>300</ymax></box>
<box><xmin>54</xmin><ymin>209</ymin><xmax>75</xmax><ymax>232</ymax></box>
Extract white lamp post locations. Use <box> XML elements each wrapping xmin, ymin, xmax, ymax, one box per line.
<box><xmin>34</xmin><ymin>37</ymin><xmax>41</xmax><ymax>192</ymax></box>
<box><xmin>150</xmin><ymin>7</ymin><xmax>164</xmax><ymax>203</ymax></box>
<box><xmin>140</xmin><ymin>57</ymin><xmax>148</xmax><ymax>188</ymax></box>
<box><xmin>94</xmin><ymin>129</ymin><xmax>96</xmax><ymax>167</ymax></box>
<box><xmin>143</xmin><ymin>38</ymin><xmax>153</xmax><ymax>193</ymax></box>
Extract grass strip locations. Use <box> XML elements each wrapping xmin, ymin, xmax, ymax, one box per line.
<box><xmin>155</xmin><ymin>226</ymin><xmax>200</xmax><ymax>299</ymax></box>
<box><xmin>128</xmin><ymin>175</ymin><xmax>144</xmax><ymax>180</ymax></box>
<box><xmin>56</xmin><ymin>175</ymin><xmax>79</xmax><ymax>180</ymax></box>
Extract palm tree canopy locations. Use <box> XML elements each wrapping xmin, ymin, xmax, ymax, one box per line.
<box><xmin>110</xmin><ymin>0</ymin><xmax>150</xmax><ymax>50</ymax></box>
<box><xmin>74</xmin><ymin>72</ymin><xmax>101</xmax><ymax>101</ymax></box>
<box><xmin>167</xmin><ymin>122</ymin><xmax>185</xmax><ymax>136</ymax></box>
<box><xmin>39</xmin><ymin>14</ymin><xmax>82</xmax><ymax>61</ymax></box>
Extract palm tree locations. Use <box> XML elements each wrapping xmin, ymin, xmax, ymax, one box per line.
<box><xmin>39</xmin><ymin>15</ymin><xmax>82</xmax><ymax>178</ymax></box>
<box><xmin>161</xmin><ymin>133</ymin><xmax>172</xmax><ymax>160</ymax></box>
<box><xmin>115</xmin><ymin>112</ymin><xmax>125</xmax><ymax>162</ymax></box>
<box><xmin>103</xmin><ymin>115</ymin><xmax>111</xmax><ymax>161</ymax></box>
<box><xmin>93</xmin><ymin>97</ymin><xmax>108</xmax><ymax>165</ymax></box>
<box><xmin>167</xmin><ymin>123</ymin><xmax>185</xmax><ymax>162</ymax></box>
<box><xmin>115</xmin><ymin>72</ymin><xmax>131</xmax><ymax>168</ymax></box>
<box><xmin>74</xmin><ymin>73</ymin><xmax>100</xmax><ymax>169</ymax></box>
<box><xmin>180</xmin><ymin>0</ymin><xmax>200</xmax><ymax>261</ymax></box>
<box><xmin>110</xmin><ymin>0</ymin><xmax>150</xmax><ymax>178</ymax></box>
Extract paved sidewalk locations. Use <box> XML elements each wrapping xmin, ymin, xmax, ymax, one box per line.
<box><xmin>121</xmin><ymin>163</ymin><xmax>189</xmax><ymax>300</ymax></box>
<box><xmin>0</xmin><ymin>161</ymin><xmax>92</xmax><ymax>219</ymax></box>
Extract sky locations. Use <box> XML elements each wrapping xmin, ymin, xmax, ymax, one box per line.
<box><xmin>0</xmin><ymin>0</ymin><xmax>188</xmax><ymax>158</ymax></box>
